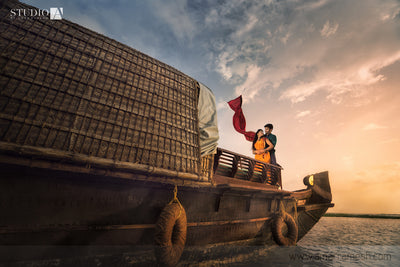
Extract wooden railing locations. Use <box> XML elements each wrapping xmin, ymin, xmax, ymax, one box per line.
<box><xmin>213</xmin><ymin>148</ymin><xmax>282</xmax><ymax>187</ymax></box>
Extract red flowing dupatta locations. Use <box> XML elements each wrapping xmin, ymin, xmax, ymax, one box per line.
<box><xmin>227</xmin><ymin>95</ymin><xmax>255</xmax><ymax>141</ymax></box>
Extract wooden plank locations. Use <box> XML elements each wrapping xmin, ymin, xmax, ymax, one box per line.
<box><xmin>297</xmin><ymin>203</ymin><xmax>334</xmax><ymax>212</ymax></box>
<box><xmin>0</xmin><ymin>217</ymin><xmax>272</xmax><ymax>234</ymax></box>
<box><xmin>0</xmin><ymin>142</ymin><xmax>204</xmax><ymax>180</ymax></box>
<box><xmin>213</xmin><ymin>174</ymin><xmax>287</xmax><ymax>194</ymax></box>
<box><xmin>292</xmin><ymin>189</ymin><xmax>312</xmax><ymax>200</ymax></box>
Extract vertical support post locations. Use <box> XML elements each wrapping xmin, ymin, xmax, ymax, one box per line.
<box><xmin>213</xmin><ymin>149</ymin><xmax>222</xmax><ymax>173</ymax></box>
<box><xmin>247</xmin><ymin>160</ymin><xmax>254</xmax><ymax>181</ymax></box>
<box><xmin>230</xmin><ymin>155</ymin><xmax>240</xmax><ymax>178</ymax></box>
<box><xmin>246</xmin><ymin>198</ymin><xmax>251</xmax><ymax>212</ymax></box>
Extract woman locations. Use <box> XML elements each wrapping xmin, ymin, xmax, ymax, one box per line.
<box><xmin>252</xmin><ymin>129</ymin><xmax>273</xmax><ymax>164</ymax></box>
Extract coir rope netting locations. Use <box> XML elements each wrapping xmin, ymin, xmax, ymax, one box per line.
<box><xmin>0</xmin><ymin>0</ymin><xmax>201</xmax><ymax>174</ymax></box>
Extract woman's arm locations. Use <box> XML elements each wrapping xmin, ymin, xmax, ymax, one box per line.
<box><xmin>253</xmin><ymin>148</ymin><xmax>262</xmax><ymax>155</ymax></box>
<box><xmin>253</xmin><ymin>147</ymin><xmax>263</xmax><ymax>155</ymax></box>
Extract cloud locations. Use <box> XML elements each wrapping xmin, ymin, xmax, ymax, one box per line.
<box><xmin>69</xmin><ymin>15</ymin><xmax>107</xmax><ymax>34</ymax></box>
<box><xmin>232</xmin><ymin>14</ymin><xmax>259</xmax><ymax>41</ymax></box>
<box><xmin>296</xmin><ymin>110</ymin><xmax>311</xmax><ymax>118</ymax></box>
<box><xmin>363</xmin><ymin>123</ymin><xmax>388</xmax><ymax>131</ymax></box>
<box><xmin>150</xmin><ymin>0</ymin><xmax>197</xmax><ymax>42</ymax></box>
<box><xmin>280</xmin><ymin>81</ymin><xmax>326</xmax><ymax>103</ymax></box>
<box><xmin>279</xmin><ymin>45</ymin><xmax>400</xmax><ymax>105</ymax></box>
<box><xmin>216</xmin><ymin>98</ymin><xmax>229</xmax><ymax>111</ymax></box>
<box><xmin>234</xmin><ymin>65</ymin><xmax>263</xmax><ymax>100</ymax></box>
<box><xmin>320</xmin><ymin>20</ymin><xmax>339</xmax><ymax>38</ymax></box>
<box><xmin>295</xmin><ymin>0</ymin><xmax>329</xmax><ymax>12</ymax></box>
<box><xmin>197</xmin><ymin>0</ymin><xmax>400</xmax><ymax>106</ymax></box>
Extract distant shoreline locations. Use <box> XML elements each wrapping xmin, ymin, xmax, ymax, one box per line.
<box><xmin>324</xmin><ymin>213</ymin><xmax>400</xmax><ymax>219</ymax></box>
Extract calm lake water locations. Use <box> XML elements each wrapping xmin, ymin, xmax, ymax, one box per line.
<box><xmin>230</xmin><ymin>216</ymin><xmax>400</xmax><ymax>267</ymax></box>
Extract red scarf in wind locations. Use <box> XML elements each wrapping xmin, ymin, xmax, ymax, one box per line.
<box><xmin>228</xmin><ymin>95</ymin><xmax>255</xmax><ymax>142</ymax></box>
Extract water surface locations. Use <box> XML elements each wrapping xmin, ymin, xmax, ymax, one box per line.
<box><xmin>231</xmin><ymin>217</ymin><xmax>400</xmax><ymax>266</ymax></box>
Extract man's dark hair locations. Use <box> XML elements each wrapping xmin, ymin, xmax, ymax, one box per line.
<box><xmin>264</xmin><ymin>123</ymin><xmax>273</xmax><ymax>130</ymax></box>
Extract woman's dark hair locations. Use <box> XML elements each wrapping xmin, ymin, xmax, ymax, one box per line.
<box><xmin>252</xmin><ymin>129</ymin><xmax>264</xmax><ymax>150</ymax></box>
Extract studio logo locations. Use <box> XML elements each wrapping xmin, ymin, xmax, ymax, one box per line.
<box><xmin>9</xmin><ymin>7</ymin><xmax>63</xmax><ymax>20</ymax></box>
<box><xmin>50</xmin><ymin>7</ymin><xmax>63</xmax><ymax>20</ymax></box>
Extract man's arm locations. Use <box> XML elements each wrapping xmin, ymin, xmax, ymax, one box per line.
<box><xmin>269</xmin><ymin>134</ymin><xmax>277</xmax><ymax>147</ymax></box>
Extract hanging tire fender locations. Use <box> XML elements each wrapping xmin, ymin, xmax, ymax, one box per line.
<box><xmin>272</xmin><ymin>212</ymin><xmax>298</xmax><ymax>246</ymax></box>
<box><xmin>154</xmin><ymin>202</ymin><xmax>187</xmax><ymax>267</ymax></box>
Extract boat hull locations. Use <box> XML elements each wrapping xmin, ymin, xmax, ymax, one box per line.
<box><xmin>0</xmin><ymin>162</ymin><xmax>333</xmax><ymax>263</ymax></box>
<box><xmin>0</xmin><ymin>164</ymin><xmax>284</xmax><ymax>246</ymax></box>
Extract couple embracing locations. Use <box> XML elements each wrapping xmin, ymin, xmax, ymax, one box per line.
<box><xmin>252</xmin><ymin>123</ymin><xmax>277</xmax><ymax>165</ymax></box>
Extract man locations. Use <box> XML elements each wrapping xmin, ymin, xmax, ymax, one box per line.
<box><xmin>263</xmin><ymin>123</ymin><xmax>277</xmax><ymax>165</ymax></box>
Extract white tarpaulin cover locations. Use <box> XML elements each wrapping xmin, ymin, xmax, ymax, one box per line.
<box><xmin>198</xmin><ymin>82</ymin><xmax>219</xmax><ymax>156</ymax></box>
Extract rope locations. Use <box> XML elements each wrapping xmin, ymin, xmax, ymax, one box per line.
<box><xmin>168</xmin><ymin>185</ymin><xmax>183</xmax><ymax>217</ymax></box>
<box><xmin>276</xmin><ymin>199</ymin><xmax>284</xmax><ymax>214</ymax></box>
<box><xmin>278</xmin><ymin>199</ymin><xmax>297</xmax><ymax>219</ymax></box>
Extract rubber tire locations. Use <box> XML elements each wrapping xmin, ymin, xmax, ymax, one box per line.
<box><xmin>154</xmin><ymin>202</ymin><xmax>187</xmax><ymax>266</ymax></box>
<box><xmin>272</xmin><ymin>212</ymin><xmax>298</xmax><ymax>246</ymax></box>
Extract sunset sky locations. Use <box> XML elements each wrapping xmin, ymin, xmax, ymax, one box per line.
<box><xmin>24</xmin><ymin>0</ymin><xmax>400</xmax><ymax>214</ymax></box>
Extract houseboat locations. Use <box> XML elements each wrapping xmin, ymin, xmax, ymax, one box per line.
<box><xmin>0</xmin><ymin>1</ymin><xmax>333</xmax><ymax>266</ymax></box>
